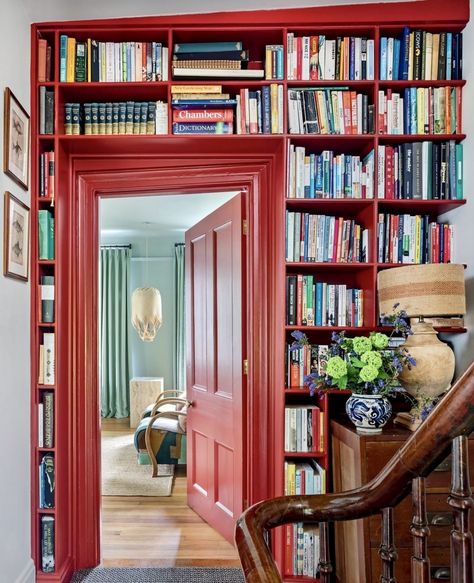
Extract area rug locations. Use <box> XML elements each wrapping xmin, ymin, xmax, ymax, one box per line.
<box><xmin>71</xmin><ymin>567</ymin><xmax>245</xmax><ymax>582</ymax></box>
<box><xmin>101</xmin><ymin>432</ymin><xmax>174</xmax><ymax>496</ymax></box>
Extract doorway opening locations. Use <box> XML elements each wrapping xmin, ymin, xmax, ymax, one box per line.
<box><xmin>98</xmin><ymin>190</ymin><xmax>245</xmax><ymax>567</ymax></box>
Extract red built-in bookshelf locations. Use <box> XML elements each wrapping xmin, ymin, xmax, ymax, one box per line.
<box><xmin>30</xmin><ymin>1</ymin><xmax>469</xmax><ymax>580</ymax></box>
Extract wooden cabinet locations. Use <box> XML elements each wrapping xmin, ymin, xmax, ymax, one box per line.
<box><xmin>331</xmin><ymin>417</ymin><xmax>473</xmax><ymax>583</ymax></box>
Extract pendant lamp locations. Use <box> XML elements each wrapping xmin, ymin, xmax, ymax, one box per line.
<box><xmin>131</xmin><ymin>222</ymin><xmax>162</xmax><ymax>342</ymax></box>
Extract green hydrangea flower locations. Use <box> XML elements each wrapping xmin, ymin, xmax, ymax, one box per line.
<box><xmin>352</xmin><ymin>336</ymin><xmax>372</xmax><ymax>355</ymax></box>
<box><xmin>325</xmin><ymin>356</ymin><xmax>347</xmax><ymax>379</ymax></box>
<box><xmin>361</xmin><ymin>350</ymin><xmax>383</xmax><ymax>369</ymax></box>
<box><xmin>359</xmin><ymin>364</ymin><xmax>379</xmax><ymax>382</ymax></box>
<box><xmin>371</xmin><ymin>332</ymin><xmax>389</xmax><ymax>349</ymax></box>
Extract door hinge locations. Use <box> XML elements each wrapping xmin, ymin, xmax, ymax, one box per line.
<box><xmin>242</xmin><ymin>219</ymin><xmax>248</xmax><ymax>236</ymax></box>
<box><xmin>243</xmin><ymin>359</ymin><xmax>249</xmax><ymax>375</ymax></box>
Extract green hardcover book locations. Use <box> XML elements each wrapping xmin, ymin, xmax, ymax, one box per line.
<box><xmin>64</xmin><ymin>103</ymin><xmax>73</xmax><ymax>135</ymax></box>
<box><xmin>139</xmin><ymin>102</ymin><xmax>147</xmax><ymax>134</ymax></box>
<box><xmin>75</xmin><ymin>41</ymin><xmax>87</xmax><ymax>82</ymax></box>
<box><xmin>146</xmin><ymin>101</ymin><xmax>156</xmax><ymax>135</ymax></box>
<box><xmin>71</xmin><ymin>102</ymin><xmax>81</xmax><ymax>135</ymax></box>
<box><xmin>98</xmin><ymin>102</ymin><xmax>106</xmax><ymax>135</ymax></box>
<box><xmin>456</xmin><ymin>143</ymin><xmax>463</xmax><ymax>200</ymax></box>
<box><xmin>112</xmin><ymin>102</ymin><xmax>119</xmax><ymax>134</ymax></box>
<box><xmin>105</xmin><ymin>102</ymin><xmax>113</xmax><ymax>135</ymax></box>
<box><xmin>91</xmin><ymin>102</ymin><xmax>99</xmax><ymax>134</ymax></box>
<box><xmin>40</xmin><ymin>275</ymin><xmax>55</xmax><ymax>323</ymax></box>
<box><xmin>49</xmin><ymin>215</ymin><xmax>55</xmax><ymax>260</ymax></box>
<box><xmin>118</xmin><ymin>102</ymin><xmax>126</xmax><ymax>134</ymax></box>
<box><xmin>125</xmin><ymin>101</ymin><xmax>134</xmax><ymax>134</ymax></box>
<box><xmin>133</xmin><ymin>102</ymin><xmax>141</xmax><ymax>135</ymax></box>
<box><xmin>83</xmin><ymin>102</ymin><xmax>92</xmax><ymax>134</ymax></box>
<box><xmin>38</xmin><ymin>210</ymin><xmax>51</xmax><ymax>260</ymax></box>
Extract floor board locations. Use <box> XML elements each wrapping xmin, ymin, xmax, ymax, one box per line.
<box><xmin>101</xmin><ymin>417</ymin><xmax>240</xmax><ymax>568</ymax></box>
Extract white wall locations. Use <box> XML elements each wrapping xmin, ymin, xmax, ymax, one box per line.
<box><xmin>449</xmin><ymin>15</ymin><xmax>474</xmax><ymax>376</ymax></box>
<box><xmin>0</xmin><ymin>2</ymin><xmax>35</xmax><ymax>582</ymax></box>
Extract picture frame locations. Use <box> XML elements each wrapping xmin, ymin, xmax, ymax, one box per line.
<box><xmin>3</xmin><ymin>87</ymin><xmax>30</xmax><ymax>190</ymax></box>
<box><xmin>3</xmin><ymin>191</ymin><xmax>30</xmax><ymax>281</ymax></box>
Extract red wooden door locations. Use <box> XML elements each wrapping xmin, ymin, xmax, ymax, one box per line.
<box><xmin>185</xmin><ymin>193</ymin><xmax>246</xmax><ymax>544</ymax></box>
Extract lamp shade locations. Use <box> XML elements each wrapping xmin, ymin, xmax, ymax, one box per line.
<box><xmin>378</xmin><ymin>264</ymin><xmax>466</xmax><ymax>318</ymax></box>
<box><xmin>131</xmin><ymin>287</ymin><xmax>162</xmax><ymax>342</ymax></box>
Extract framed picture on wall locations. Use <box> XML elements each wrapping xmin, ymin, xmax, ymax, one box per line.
<box><xmin>3</xmin><ymin>191</ymin><xmax>30</xmax><ymax>281</ymax></box>
<box><xmin>3</xmin><ymin>87</ymin><xmax>30</xmax><ymax>190</ymax></box>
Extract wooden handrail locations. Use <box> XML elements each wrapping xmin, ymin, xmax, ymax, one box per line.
<box><xmin>235</xmin><ymin>362</ymin><xmax>474</xmax><ymax>583</ymax></box>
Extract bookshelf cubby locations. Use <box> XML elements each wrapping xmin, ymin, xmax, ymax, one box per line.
<box><xmin>31</xmin><ymin>4</ymin><xmax>468</xmax><ymax>580</ymax></box>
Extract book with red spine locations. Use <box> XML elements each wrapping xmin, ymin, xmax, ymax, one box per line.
<box><xmin>311</xmin><ymin>406</ymin><xmax>320</xmax><ymax>452</ymax></box>
<box><xmin>309</xmin><ymin>36</ymin><xmax>319</xmax><ymax>80</ymax></box>
<box><xmin>385</xmin><ymin>145</ymin><xmax>394</xmax><ymax>200</ymax></box>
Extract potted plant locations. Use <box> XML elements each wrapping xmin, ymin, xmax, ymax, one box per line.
<box><xmin>290</xmin><ymin>310</ymin><xmax>416</xmax><ymax>434</ymax></box>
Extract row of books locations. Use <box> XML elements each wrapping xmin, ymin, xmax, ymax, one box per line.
<box><xmin>39</xmin><ymin>151</ymin><xmax>55</xmax><ymax>198</ymax></box>
<box><xmin>39</xmin><ymin>454</ymin><xmax>55</xmax><ymax>509</ymax></box>
<box><xmin>288</xmin><ymin>88</ymin><xmax>375</xmax><ymax>135</ymax></box>
<box><xmin>378</xmin><ymin>86</ymin><xmax>461</xmax><ymax>135</ymax></box>
<box><xmin>286</xmin><ymin>33</ymin><xmax>375</xmax><ymax>81</ymax></box>
<box><xmin>37</xmin><ymin>39</ymin><xmax>52</xmax><ymax>82</ymax></box>
<box><xmin>41</xmin><ymin>516</ymin><xmax>55</xmax><ymax>573</ymax></box>
<box><xmin>284</xmin><ymin>460</ymin><xmax>326</xmax><ymax>495</ymax></box>
<box><xmin>265</xmin><ymin>44</ymin><xmax>285</xmax><ymax>80</ymax></box>
<box><xmin>38</xmin><ymin>210</ymin><xmax>55</xmax><ymax>260</ymax></box>
<box><xmin>38</xmin><ymin>391</ymin><xmax>54</xmax><ymax>448</ymax></box>
<box><xmin>38</xmin><ymin>333</ymin><xmax>55</xmax><ymax>386</ymax></box>
<box><xmin>380</xmin><ymin>29</ymin><xmax>463</xmax><ymax>81</ymax></box>
<box><xmin>40</xmin><ymin>276</ymin><xmax>55</xmax><ymax>323</ymax></box>
<box><xmin>39</xmin><ymin>87</ymin><xmax>54</xmax><ymax>135</ymax></box>
<box><xmin>286</xmin><ymin>343</ymin><xmax>328</xmax><ymax>388</ymax></box>
<box><xmin>284</xmin><ymin>406</ymin><xmax>324</xmax><ymax>452</ymax></box>
<box><xmin>284</xmin><ymin>524</ymin><xmax>320</xmax><ymax>578</ymax></box>
<box><xmin>377</xmin><ymin>214</ymin><xmax>453</xmax><ymax>264</ymax></box>
<box><xmin>59</xmin><ymin>35</ymin><xmax>169</xmax><ymax>82</ymax></box>
<box><xmin>64</xmin><ymin>101</ymin><xmax>168</xmax><ymax>135</ymax></box>
<box><xmin>286</xmin><ymin>212</ymin><xmax>369</xmax><ymax>264</ymax></box>
<box><xmin>171</xmin><ymin>41</ymin><xmax>264</xmax><ymax>79</ymax></box>
<box><xmin>236</xmin><ymin>85</ymin><xmax>284</xmax><ymax>134</ymax></box>
<box><xmin>286</xmin><ymin>277</ymin><xmax>364</xmax><ymax>328</ymax></box>
<box><xmin>287</xmin><ymin>146</ymin><xmax>375</xmax><ymax>199</ymax></box>
<box><xmin>377</xmin><ymin>141</ymin><xmax>463</xmax><ymax>201</ymax></box>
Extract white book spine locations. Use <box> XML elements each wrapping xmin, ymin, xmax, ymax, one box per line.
<box><xmin>387</xmin><ymin>37</ymin><xmax>394</xmax><ymax>80</ymax></box>
<box><xmin>302</xmin><ymin>37</ymin><xmax>310</xmax><ymax>80</ymax></box>
<box><xmin>106</xmin><ymin>42</ymin><xmax>114</xmax><ymax>82</ymax></box>
<box><xmin>367</xmin><ymin>39</ymin><xmax>375</xmax><ymax>80</ymax></box>
<box><xmin>43</xmin><ymin>333</ymin><xmax>55</xmax><ymax>386</ymax></box>
<box><xmin>162</xmin><ymin>47</ymin><xmax>169</xmax><ymax>81</ymax></box>
<box><xmin>278</xmin><ymin>84</ymin><xmax>284</xmax><ymax>134</ymax></box>
<box><xmin>354</xmin><ymin>37</ymin><xmax>361</xmax><ymax>80</ymax></box>
<box><xmin>287</xmin><ymin>33</ymin><xmax>294</xmax><ymax>80</ymax></box>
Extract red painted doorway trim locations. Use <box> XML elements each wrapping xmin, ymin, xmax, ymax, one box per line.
<box><xmin>59</xmin><ymin>138</ymin><xmax>285</xmax><ymax>571</ymax></box>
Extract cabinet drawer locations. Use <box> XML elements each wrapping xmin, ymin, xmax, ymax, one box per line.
<box><xmin>370</xmin><ymin>547</ymin><xmax>451</xmax><ymax>583</ymax></box>
<box><xmin>369</xmin><ymin>493</ymin><xmax>458</xmax><ymax>547</ymax></box>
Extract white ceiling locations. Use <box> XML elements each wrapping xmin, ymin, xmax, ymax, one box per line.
<box><xmin>21</xmin><ymin>0</ymin><xmax>412</xmax><ymax>23</ymax></box>
<box><xmin>100</xmin><ymin>191</ymin><xmax>239</xmax><ymax>238</ymax></box>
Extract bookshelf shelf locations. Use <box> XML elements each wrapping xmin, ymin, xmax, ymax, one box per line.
<box><xmin>31</xmin><ymin>7</ymin><xmax>468</xmax><ymax>581</ymax></box>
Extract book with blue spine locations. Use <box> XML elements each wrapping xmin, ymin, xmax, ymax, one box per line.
<box><xmin>446</xmin><ymin>32</ymin><xmax>452</xmax><ymax>80</ymax></box>
<box><xmin>380</xmin><ymin>37</ymin><xmax>388</xmax><ymax>80</ymax></box>
<box><xmin>309</xmin><ymin>154</ymin><xmax>315</xmax><ymax>198</ymax></box>
<box><xmin>172</xmin><ymin>122</ymin><xmax>233</xmax><ymax>134</ymax></box>
<box><xmin>59</xmin><ymin>35</ymin><xmax>67</xmax><ymax>82</ymax></box>
<box><xmin>39</xmin><ymin>454</ymin><xmax>55</xmax><ymax>509</ymax></box>
<box><xmin>393</xmin><ymin>38</ymin><xmax>401</xmax><ymax>81</ymax></box>
<box><xmin>456</xmin><ymin>143</ymin><xmax>463</xmax><ymax>199</ymax></box>
<box><xmin>174</xmin><ymin>41</ymin><xmax>243</xmax><ymax>53</ymax></box>
<box><xmin>399</xmin><ymin>27</ymin><xmax>410</xmax><ymax>80</ymax></box>
<box><xmin>172</xmin><ymin>99</ymin><xmax>237</xmax><ymax>108</ymax></box>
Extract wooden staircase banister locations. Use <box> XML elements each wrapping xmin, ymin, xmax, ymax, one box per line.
<box><xmin>235</xmin><ymin>362</ymin><xmax>474</xmax><ymax>583</ymax></box>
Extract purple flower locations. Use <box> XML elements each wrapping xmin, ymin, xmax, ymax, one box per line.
<box><xmin>291</xmin><ymin>330</ymin><xmax>305</xmax><ymax>341</ymax></box>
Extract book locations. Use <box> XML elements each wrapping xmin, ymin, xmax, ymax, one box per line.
<box><xmin>171</xmin><ymin>84</ymin><xmax>223</xmax><ymax>94</ymax></box>
<box><xmin>172</xmin><ymin>109</ymin><xmax>233</xmax><ymax>122</ymax></box>
<box><xmin>173</xmin><ymin>49</ymin><xmax>249</xmax><ymax>61</ymax></box>
<box><xmin>43</xmin><ymin>333</ymin><xmax>55</xmax><ymax>386</ymax></box>
<box><xmin>37</xmin><ymin>39</ymin><xmax>49</xmax><ymax>82</ymax></box>
<box><xmin>174</xmin><ymin>41</ymin><xmax>243</xmax><ymax>53</ymax></box>
<box><xmin>38</xmin><ymin>402</ymin><xmax>44</xmax><ymax>447</ymax></box>
<box><xmin>41</xmin><ymin>516</ymin><xmax>55</xmax><ymax>573</ymax></box>
<box><xmin>172</xmin><ymin>122</ymin><xmax>233</xmax><ymax>134</ymax></box>
<box><xmin>172</xmin><ymin>67</ymin><xmax>264</xmax><ymax>79</ymax></box>
<box><xmin>40</xmin><ymin>276</ymin><xmax>55</xmax><ymax>323</ymax></box>
<box><xmin>39</xmin><ymin>454</ymin><xmax>55</xmax><ymax>508</ymax></box>
<box><xmin>38</xmin><ymin>210</ymin><xmax>54</xmax><ymax>260</ymax></box>
<box><xmin>43</xmin><ymin>392</ymin><xmax>54</xmax><ymax>448</ymax></box>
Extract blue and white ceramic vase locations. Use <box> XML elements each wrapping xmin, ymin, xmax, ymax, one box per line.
<box><xmin>345</xmin><ymin>394</ymin><xmax>392</xmax><ymax>434</ymax></box>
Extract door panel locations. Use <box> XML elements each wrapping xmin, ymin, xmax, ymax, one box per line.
<box><xmin>186</xmin><ymin>194</ymin><xmax>245</xmax><ymax>544</ymax></box>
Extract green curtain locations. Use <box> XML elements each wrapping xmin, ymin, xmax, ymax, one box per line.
<box><xmin>99</xmin><ymin>247</ymin><xmax>131</xmax><ymax>418</ymax></box>
<box><xmin>175</xmin><ymin>244</ymin><xmax>186</xmax><ymax>392</ymax></box>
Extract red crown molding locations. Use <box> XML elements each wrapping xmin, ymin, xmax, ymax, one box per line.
<box><xmin>33</xmin><ymin>0</ymin><xmax>469</xmax><ymax>30</ymax></box>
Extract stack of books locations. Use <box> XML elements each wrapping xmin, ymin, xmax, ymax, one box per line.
<box><xmin>286</xmin><ymin>212</ymin><xmax>369</xmax><ymax>263</ymax></box>
<box><xmin>286</xmin><ymin>343</ymin><xmax>328</xmax><ymax>388</ymax></box>
<box><xmin>235</xmin><ymin>84</ymin><xmax>284</xmax><ymax>134</ymax></box>
<box><xmin>37</xmin><ymin>38</ymin><xmax>52</xmax><ymax>82</ymax></box>
<box><xmin>380</xmin><ymin>28</ymin><xmax>463</xmax><ymax>81</ymax></box>
<box><xmin>59</xmin><ymin>35</ymin><xmax>168</xmax><ymax>82</ymax></box>
<box><xmin>378</xmin><ymin>86</ymin><xmax>461</xmax><ymax>134</ymax></box>
<box><xmin>284</xmin><ymin>406</ymin><xmax>324</xmax><ymax>452</ymax></box>
<box><xmin>64</xmin><ymin>101</ymin><xmax>168</xmax><ymax>135</ymax></box>
<box><xmin>377</xmin><ymin>141</ymin><xmax>463</xmax><ymax>200</ymax></box>
<box><xmin>288</xmin><ymin>88</ymin><xmax>374</xmax><ymax>135</ymax></box>
<box><xmin>265</xmin><ymin>44</ymin><xmax>284</xmax><ymax>80</ymax></box>
<box><xmin>284</xmin><ymin>523</ymin><xmax>320</xmax><ymax>579</ymax></box>
<box><xmin>377</xmin><ymin>214</ymin><xmax>454</xmax><ymax>263</ymax></box>
<box><xmin>284</xmin><ymin>460</ymin><xmax>326</xmax><ymax>495</ymax></box>
<box><xmin>171</xmin><ymin>41</ymin><xmax>264</xmax><ymax>79</ymax></box>
<box><xmin>287</xmin><ymin>33</ymin><xmax>375</xmax><ymax>80</ymax></box>
<box><xmin>287</xmin><ymin>146</ymin><xmax>375</xmax><ymax>199</ymax></box>
<box><xmin>171</xmin><ymin>85</ymin><xmax>236</xmax><ymax>134</ymax></box>
<box><xmin>39</xmin><ymin>151</ymin><xmax>55</xmax><ymax>198</ymax></box>
<box><xmin>286</xmin><ymin>276</ymin><xmax>364</xmax><ymax>327</ymax></box>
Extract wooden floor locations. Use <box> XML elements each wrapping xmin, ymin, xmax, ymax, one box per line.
<box><xmin>101</xmin><ymin>417</ymin><xmax>240</xmax><ymax>568</ymax></box>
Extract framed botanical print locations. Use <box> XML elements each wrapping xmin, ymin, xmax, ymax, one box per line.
<box><xmin>3</xmin><ymin>88</ymin><xmax>30</xmax><ymax>190</ymax></box>
<box><xmin>3</xmin><ymin>191</ymin><xmax>30</xmax><ymax>281</ymax></box>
